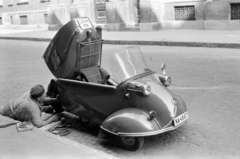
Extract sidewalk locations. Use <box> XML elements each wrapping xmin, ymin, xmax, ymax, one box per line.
<box><xmin>0</xmin><ymin>29</ymin><xmax>240</xmax><ymax>48</ymax></box>
<box><xmin>0</xmin><ymin>115</ymin><xmax>119</xmax><ymax>159</ymax></box>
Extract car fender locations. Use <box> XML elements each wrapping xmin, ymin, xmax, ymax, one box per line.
<box><xmin>100</xmin><ymin>108</ymin><xmax>161</xmax><ymax>137</ymax></box>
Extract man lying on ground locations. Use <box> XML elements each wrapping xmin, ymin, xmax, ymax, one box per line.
<box><xmin>0</xmin><ymin>84</ymin><xmax>61</xmax><ymax>128</ymax></box>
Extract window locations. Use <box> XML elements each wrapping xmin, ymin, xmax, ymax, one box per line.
<box><xmin>0</xmin><ymin>17</ymin><xmax>3</xmax><ymax>25</ymax></box>
<box><xmin>41</xmin><ymin>0</ymin><xmax>50</xmax><ymax>3</ymax></box>
<box><xmin>8</xmin><ymin>0</ymin><xmax>13</xmax><ymax>6</ymax></box>
<box><xmin>174</xmin><ymin>6</ymin><xmax>195</xmax><ymax>21</ymax></box>
<box><xmin>44</xmin><ymin>14</ymin><xmax>49</xmax><ymax>24</ymax></box>
<box><xmin>20</xmin><ymin>15</ymin><xmax>28</xmax><ymax>25</ymax></box>
<box><xmin>231</xmin><ymin>3</ymin><xmax>240</xmax><ymax>20</ymax></box>
<box><xmin>17</xmin><ymin>0</ymin><xmax>28</xmax><ymax>5</ymax></box>
<box><xmin>10</xmin><ymin>16</ymin><xmax>13</xmax><ymax>24</ymax></box>
<box><xmin>96</xmin><ymin>10</ymin><xmax>106</xmax><ymax>18</ymax></box>
<box><xmin>96</xmin><ymin>0</ymin><xmax>106</xmax><ymax>3</ymax></box>
<box><xmin>95</xmin><ymin>0</ymin><xmax>106</xmax><ymax>20</ymax></box>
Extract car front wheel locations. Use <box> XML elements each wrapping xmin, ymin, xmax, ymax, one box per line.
<box><xmin>117</xmin><ymin>136</ymin><xmax>144</xmax><ymax>151</ymax></box>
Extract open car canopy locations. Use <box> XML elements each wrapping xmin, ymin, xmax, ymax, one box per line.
<box><xmin>43</xmin><ymin>18</ymin><xmax>103</xmax><ymax>78</ymax></box>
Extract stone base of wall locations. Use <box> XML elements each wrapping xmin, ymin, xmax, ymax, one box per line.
<box><xmin>0</xmin><ymin>25</ymin><xmax>10</xmax><ymax>29</ymax></box>
<box><xmin>0</xmin><ymin>24</ymin><xmax>48</xmax><ymax>30</ymax></box>
<box><xmin>205</xmin><ymin>20</ymin><xmax>240</xmax><ymax>30</ymax></box>
<box><xmin>48</xmin><ymin>24</ymin><xmax>63</xmax><ymax>30</ymax></box>
<box><xmin>139</xmin><ymin>22</ymin><xmax>161</xmax><ymax>32</ymax></box>
<box><xmin>106</xmin><ymin>23</ymin><xmax>141</xmax><ymax>31</ymax></box>
<box><xmin>161</xmin><ymin>20</ymin><xmax>205</xmax><ymax>29</ymax></box>
<box><xmin>106</xmin><ymin>23</ymin><xmax>126</xmax><ymax>31</ymax></box>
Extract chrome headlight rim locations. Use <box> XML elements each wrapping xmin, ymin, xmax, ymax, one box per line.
<box><xmin>163</xmin><ymin>76</ymin><xmax>171</xmax><ymax>87</ymax></box>
<box><xmin>143</xmin><ymin>85</ymin><xmax>151</xmax><ymax>96</ymax></box>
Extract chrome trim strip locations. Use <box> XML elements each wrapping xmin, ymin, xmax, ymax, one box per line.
<box><xmin>58</xmin><ymin>78</ymin><xmax>116</xmax><ymax>89</ymax></box>
<box><xmin>161</xmin><ymin>119</ymin><xmax>174</xmax><ymax>130</ymax></box>
<box><xmin>118</xmin><ymin>71</ymin><xmax>155</xmax><ymax>87</ymax></box>
<box><xmin>100</xmin><ymin>119</ymin><xmax>187</xmax><ymax>137</ymax></box>
<box><xmin>80</xmin><ymin>40</ymin><xmax>104</xmax><ymax>45</ymax></box>
<box><xmin>153</xmin><ymin>117</ymin><xmax>161</xmax><ymax>129</ymax></box>
<box><xmin>127</xmin><ymin>88</ymin><xmax>142</xmax><ymax>93</ymax></box>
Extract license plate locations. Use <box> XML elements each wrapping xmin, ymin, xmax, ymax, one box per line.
<box><xmin>173</xmin><ymin>112</ymin><xmax>188</xmax><ymax>126</ymax></box>
<box><xmin>78</xmin><ymin>18</ymin><xmax>92</xmax><ymax>30</ymax></box>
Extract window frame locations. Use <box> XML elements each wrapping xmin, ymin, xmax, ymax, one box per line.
<box><xmin>17</xmin><ymin>0</ymin><xmax>29</xmax><ymax>5</ymax></box>
<box><xmin>41</xmin><ymin>0</ymin><xmax>50</xmax><ymax>3</ymax></box>
<box><xmin>174</xmin><ymin>5</ymin><xmax>196</xmax><ymax>21</ymax></box>
<box><xmin>0</xmin><ymin>17</ymin><xmax>3</xmax><ymax>25</ymax></box>
<box><xmin>230</xmin><ymin>3</ymin><xmax>240</xmax><ymax>20</ymax></box>
<box><xmin>20</xmin><ymin>15</ymin><xmax>28</xmax><ymax>25</ymax></box>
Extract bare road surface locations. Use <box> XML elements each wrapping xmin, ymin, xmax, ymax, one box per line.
<box><xmin>0</xmin><ymin>40</ymin><xmax>239</xmax><ymax>159</ymax></box>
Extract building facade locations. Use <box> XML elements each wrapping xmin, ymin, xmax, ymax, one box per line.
<box><xmin>0</xmin><ymin>0</ymin><xmax>240</xmax><ymax>31</ymax></box>
<box><xmin>0</xmin><ymin>0</ymin><xmax>50</xmax><ymax>29</ymax></box>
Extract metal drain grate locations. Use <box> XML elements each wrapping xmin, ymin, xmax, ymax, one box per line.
<box><xmin>231</xmin><ymin>3</ymin><xmax>240</xmax><ymax>20</ymax></box>
<box><xmin>175</xmin><ymin>6</ymin><xmax>195</xmax><ymax>21</ymax></box>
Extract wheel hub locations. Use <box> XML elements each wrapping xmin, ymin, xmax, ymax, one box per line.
<box><xmin>121</xmin><ymin>136</ymin><xmax>136</xmax><ymax>145</ymax></box>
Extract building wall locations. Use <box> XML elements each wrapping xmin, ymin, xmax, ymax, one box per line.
<box><xmin>1</xmin><ymin>0</ymin><xmax>240</xmax><ymax>30</ymax></box>
<box><xmin>0</xmin><ymin>0</ymin><xmax>105</xmax><ymax>30</ymax></box>
<box><xmin>0</xmin><ymin>0</ymin><xmax>50</xmax><ymax>29</ymax></box>
<box><xmin>139</xmin><ymin>0</ymin><xmax>161</xmax><ymax>31</ymax></box>
<box><xmin>47</xmin><ymin>0</ymin><xmax>96</xmax><ymax>30</ymax></box>
<box><xmin>160</xmin><ymin>0</ymin><xmax>206</xmax><ymax>29</ymax></box>
<box><xmin>106</xmin><ymin>0</ymin><xmax>240</xmax><ymax>30</ymax></box>
<box><xmin>205</xmin><ymin>0</ymin><xmax>240</xmax><ymax>30</ymax></box>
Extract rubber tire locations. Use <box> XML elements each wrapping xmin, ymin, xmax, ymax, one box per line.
<box><xmin>117</xmin><ymin>136</ymin><xmax>144</xmax><ymax>151</ymax></box>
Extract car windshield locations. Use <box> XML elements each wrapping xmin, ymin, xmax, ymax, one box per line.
<box><xmin>108</xmin><ymin>46</ymin><xmax>150</xmax><ymax>84</ymax></box>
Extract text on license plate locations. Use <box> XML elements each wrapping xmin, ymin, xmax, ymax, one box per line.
<box><xmin>173</xmin><ymin>112</ymin><xmax>188</xmax><ymax>126</ymax></box>
<box><xmin>78</xmin><ymin>18</ymin><xmax>92</xmax><ymax>30</ymax></box>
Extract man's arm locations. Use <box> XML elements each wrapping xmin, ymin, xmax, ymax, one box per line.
<box><xmin>42</xmin><ymin>97</ymin><xmax>57</xmax><ymax>105</ymax></box>
<box><xmin>22</xmin><ymin>105</ymin><xmax>59</xmax><ymax>128</ymax></box>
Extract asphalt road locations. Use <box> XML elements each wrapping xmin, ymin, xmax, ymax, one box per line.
<box><xmin>0</xmin><ymin>40</ymin><xmax>240</xmax><ymax>159</ymax></box>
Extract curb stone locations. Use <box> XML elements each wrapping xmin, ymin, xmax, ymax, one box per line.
<box><xmin>33</xmin><ymin>128</ymin><xmax>120</xmax><ymax>159</ymax></box>
<box><xmin>0</xmin><ymin>36</ymin><xmax>240</xmax><ymax>49</ymax></box>
<box><xmin>0</xmin><ymin>115</ymin><xmax>120</xmax><ymax>159</ymax></box>
<box><xmin>0</xmin><ymin>37</ymin><xmax>51</xmax><ymax>42</ymax></box>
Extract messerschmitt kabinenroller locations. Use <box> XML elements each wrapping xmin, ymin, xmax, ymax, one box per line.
<box><xmin>43</xmin><ymin>17</ymin><xmax>188</xmax><ymax>151</ymax></box>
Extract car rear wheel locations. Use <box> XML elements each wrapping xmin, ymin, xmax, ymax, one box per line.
<box><xmin>117</xmin><ymin>136</ymin><xmax>144</xmax><ymax>151</ymax></box>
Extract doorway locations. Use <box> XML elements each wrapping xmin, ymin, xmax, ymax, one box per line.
<box><xmin>94</xmin><ymin>0</ymin><xmax>106</xmax><ymax>24</ymax></box>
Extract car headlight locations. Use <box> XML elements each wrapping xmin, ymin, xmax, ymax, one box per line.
<box><xmin>143</xmin><ymin>85</ymin><xmax>151</xmax><ymax>96</ymax></box>
<box><xmin>159</xmin><ymin>76</ymin><xmax>171</xmax><ymax>87</ymax></box>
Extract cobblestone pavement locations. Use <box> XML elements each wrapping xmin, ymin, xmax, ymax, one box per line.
<box><xmin>1</xmin><ymin>40</ymin><xmax>240</xmax><ymax>159</ymax></box>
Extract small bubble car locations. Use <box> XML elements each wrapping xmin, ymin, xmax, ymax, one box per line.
<box><xmin>43</xmin><ymin>18</ymin><xmax>188</xmax><ymax>151</ymax></box>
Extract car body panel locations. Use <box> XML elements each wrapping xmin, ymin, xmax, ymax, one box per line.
<box><xmin>126</xmin><ymin>78</ymin><xmax>177</xmax><ymax>128</ymax></box>
<box><xmin>56</xmin><ymin>78</ymin><xmax>125</xmax><ymax>124</ymax></box>
<box><xmin>43</xmin><ymin>18</ymin><xmax>102</xmax><ymax>79</ymax></box>
<box><xmin>99</xmin><ymin>73</ymin><xmax>188</xmax><ymax>136</ymax></box>
<box><xmin>101</xmin><ymin>108</ymin><xmax>160</xmax><ymax>136</ymax></box>
<box><xmin>44</xmin><ymin>18</ymin><xmax>188</xmax><ymax>139</ymax></box>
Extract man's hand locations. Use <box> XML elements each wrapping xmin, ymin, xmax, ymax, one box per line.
<box><xmin>42</xmin><ymin>106</ymin><xmax>54</xmax><ymax>113</ymax></box>
<box><xmin>51</xmin><ymin>114</ymin><xmax>60</xmax><ymax>122</ymax></box>
<box><xmin>42</xmin><ymin>97</ymin><xmax>57</xmax><ymax>105</ymax></box>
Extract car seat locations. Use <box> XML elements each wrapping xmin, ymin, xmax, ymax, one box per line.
<box><xmin>79</xmin><ymin>67</ymin><xmax>110</xmax><ymax>84</ymax></box>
